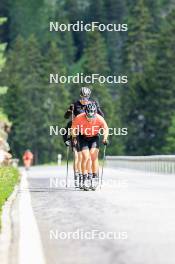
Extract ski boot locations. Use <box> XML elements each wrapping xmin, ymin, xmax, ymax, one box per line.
<box><xmin>90</xmin><ymin>173</ymin><xmax>99</xmax><ymax>191</ymax></box>
<box><xmin>83</xmin><ymin>174</ymin><xmax>91</xmax><ymax>191</ymax></box>
<box><xmin>74</xmin><ymin>172</ymin><xmax>79</xmax><ymax>189</ymax></box>
<box><xmin>79</xmin><ymin>174</ymin><xmax>84</xmax><ymax>190</ymax></box>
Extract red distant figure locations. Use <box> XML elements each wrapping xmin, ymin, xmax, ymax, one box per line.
<box><xmin>23</xmin><ymin>150</ymin><xmax>34</xmax><ymax>170</ymax></box>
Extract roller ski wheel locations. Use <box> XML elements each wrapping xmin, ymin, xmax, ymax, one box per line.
<box><xmin>83</xmin><ymin>186</ymin><xmax>90</xmax><ymax>191</ymax></box>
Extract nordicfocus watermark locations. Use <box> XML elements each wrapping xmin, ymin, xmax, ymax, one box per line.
<box><xmin>50</xmin><ymin>73</ymin><xmax>128</xmax><ymax>85</ymax></box>
<box><xmin>50</xmin><ymin>21</ymin><xmax>128</xmax><ymax>32</ymax></box>
<box><xmin>50</xmin><ymin>229</ymin><xmax>128</xmax><ymax>240</ymax></box>
<box><xmin>49</xmin><ymin>177</ymin><xmax>128</xmax><ymax>189</ymax></box>
<box><xmin>49</xmin><ymin>126</ymin><xmax>128</xmax><ymax>137</ymax></box>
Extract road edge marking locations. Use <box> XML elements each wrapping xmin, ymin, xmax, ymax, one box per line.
<box><xmin>0</xmin><ymin>185</ymin><xmax>19</xmax><ymax>264</ymax></box>
<box><xmin>19</xmin><ymin>170</ymin><xmax>46</xmax><ymax>264</ymax></box>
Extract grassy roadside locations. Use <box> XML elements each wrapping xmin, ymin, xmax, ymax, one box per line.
<box><xmin>0</xmin><ymin>166</ymin><xmax>20</xmax><ymax>228</ymax></box>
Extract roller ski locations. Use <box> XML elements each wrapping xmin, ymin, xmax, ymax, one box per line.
<box><xmin>79</xmin><ymin>174</ymin><xmax>84</xmax><ymax>190</ymax></box>
<box><xmin>74</xmin><ymin>172</ymin><xmax>79</xmax><ymax>189</ymax></box>
<box><xmin>90</xmin><ymin>173</ymin><xmax>99</xmax><ymax>191</ymax></box>
<box><xmin>83</xmin><ymin>174</ymin><xmax>91</xmax><ymax>191</ymax></box>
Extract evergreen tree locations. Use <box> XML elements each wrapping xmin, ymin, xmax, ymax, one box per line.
<box><xmin>105</xmin><ymin>0</ymin><xmax>127</xmax><ymax>22</ymax></box>
<box><xmin>4</xmin><ymin>36</ymin><xmax>42</xmax><ymax>162</ymax></box>
<box><xmin>8</xmin><ymin>0</ymin><xmax>51</xmax><ymax>44</ymax></box>
<box><xmin>83</xmin><ymin>31</ymin><xmax>110</xmax><ymax>75</ymax></box>
<box><xmin>64</xmin><ymin>0</ymin><xmax>88</xmax><ymax>22</ymax></box>
<box><xmin>121</xmin><ymin>0</ymin><xmax>156</xmax><ymax>155</ymax></box>
<box><xmin>0</xmin><ymin>17</ymin><xmax>7</xmax><ymax>117</ymax></box>
<box><xmin>163</xmin><ymin>115</ymin><xmax>175</xmax><ymax>154</ymax></box>
<box><xmin>87</xmin><ymin>0</ymin><xmax>106</xmax><ymax>23</ymax></box>
<box><xmin>144</xmin><ymin>0</ymin><xmax>166</xmax><ymax>32</ymax></box>
<box><xmin>82</xmin><ymin>30</ymin><xmax>123</xmax><ymax>153</ymax></box>
<box><xmin>104</xmin><ymin>0</ymin><xmax>127</xmax><ymax>75</ymax></box>
<box><xmin>44</xmin><ymin>1</ymin><xmax>76</xmax><ymax>65</ymax></box>
<box><xmin>4</xmin><ymin>36</ymin><xmax>39</xmax><ymax>159</ymax></box>
<box><xmin>126</xmin><ymin>0</ymin><xmax>169</xmax><ymax>31</ymax></box>
<box><xmin>82</xmin><ymin>30</ymin><xmax>113</xmax><ymax>122</ymax></box>
<box><xmin>63</xmin><ymin>0</ymin><xmax>89</xmax><ymax>59</ymax></box>
<box><xmin>152</xmin><ymin>8</ymin><xmax>175</xmax><ymax>153</ymax></box>
<box><xmin>3</xmin><ymin>36</ymin><xmax>26</xmax><ymax>157</ymax></box>
<box><xmin>0</xmin><ymin>18</ymin><xmax>7</xmax><ymax>71</ymax></box>
<box><xmin>4</xmin><ymin>35</ymin><xmax>70</xmax><ymax>163</ymax></box>
<box><xmin>43</xmin><ymin>41</ymin><xmax>70</xmax><ymax>162</ymax></box>
<box><xmin>2</xmin><ymin>0</ymin><xmax>174</xmax><ymax>158</ymax></box>
<box><xmin>0</xmin><ymin>1</ymin><xmax>9</xmax><ymax>44</ymax></box>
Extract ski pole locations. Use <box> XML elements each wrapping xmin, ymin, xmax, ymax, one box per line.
<box><xmin>100</xmin><ymin>145</ymin><xmax>107</xmax><ymax>189</ymax></box>
<box><xmin>71</xmin><ymin>109</ymin><xmax>74</xmax><ymax>122</ymax></box>
<box><xmin>71</xmin><ymin>107</ymin><xmax>76</xmax><ymax>185</ymax></box>
<box><xmin>66</xmin><ymin>146</ymin><xmax>69</xmax><ymax>188</ymax></box>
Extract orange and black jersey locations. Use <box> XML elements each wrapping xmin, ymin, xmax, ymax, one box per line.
<box><xmin>71</xmin><ymin>113</ymin><xmax>109</xmax><ymax>138</ymax></box>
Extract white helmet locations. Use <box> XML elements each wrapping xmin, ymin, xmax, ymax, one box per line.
<box><xmin>80</xmin><ymin>87</ymin><xmax>91</xmax><ymax>98</ymax></box>
<box><xmin>85</xmin><ymin>103</ymin><xmax>97</xmax><ymax>118</ymax></box>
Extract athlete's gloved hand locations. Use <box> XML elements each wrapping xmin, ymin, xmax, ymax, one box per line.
<box><xmin>69</xmin><ymin>104</ymin><xmax>74</xmax><ymax>111</ymax></box>
<box><xmin>103</xmin><ymin>139</ymin><xmax>109</xmax><ymax>146</ymax></box>
<box><xmin>72</xmin><ymin>138</ymin><xmax>77</xmax><ymax>147</ymax></box>
<box><xmin>65</xmin><ymin>140</ymin><xmax>70</xmax><ymax>147</ymax></box>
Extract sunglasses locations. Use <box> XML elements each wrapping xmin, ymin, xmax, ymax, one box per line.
<box><xmin>80</xmin><ymin>97</ymin><xmax>89</xmax><ymax>101</ymax></box>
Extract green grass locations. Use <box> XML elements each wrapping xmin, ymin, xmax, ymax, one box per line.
<box><xmin>0</xmin><ymin>166</ymin><xmax>20</xmax><ymax>228</ymax></box>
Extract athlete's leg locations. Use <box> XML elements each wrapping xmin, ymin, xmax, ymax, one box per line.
<box><xmin>73</xmin><ymin>149</ymin><xmax>79</xmax><ymax>188</ymax></box>
<box><xmin>78</xmin><ymin>151</ymin><xmax>82</xmax><ymax>173</ymax></box>
<box><xmin>89</xmin><ymin>136</ymin><xmax>100</xmax><ymax>190</ymax></box>
<box><xmin>89</xmin><ymin>148</ymin><xmax>99</xmax><ymax>190</ymax></box>
<box><xmin>90</xmin><ymin>148</ymin><xmax>99</xmax><ymax>174</ymax></box>
<box><xmin>73</xmin><ymin>149</ymin><xmax>78</xmax><ymax>173</ymax></box>
<box><xmin>87</xmin><ymin>157</ymin><xmax>92</xmax><ymax>174</ymax></box>
<box><xmin>89</xmin><ymin>136</ymin><xmax>100</xmax><ymax>174</ymax></box>
<box><xmin>81</xmin><ymin>149</ymin><xmax>90</xmax><ymax>175</ymax></box>
<box><xmin>24</xmin><ymin>160</ymin><xmax>31</xmax><ymax>170</ymax></box>
<box><xmin>86</xmin><ymin>141</ymin><xmax>92</xmax><ymax>186</ymax></box>
<box><xmin>81</xmin><ymin>149</ymin><xmax>91</xmax><ymax>190</ymax></box>
<box><xmin>79</xmin><ymin>136</ymin><xmax>91</xmax><ymax>190</ymax></box>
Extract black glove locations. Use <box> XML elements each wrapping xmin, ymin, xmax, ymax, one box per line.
<box><xmin>72</xmin><ymin>138</ymin><xmax>77</xmax><ymax>147</ymax></box>
<box><xmin>65</xmin><ymin>140</ymin><xmax>70</xmax><ymax>147</ymax></box>
<box><xmin>69</xmin><ymin>104</ymin><xmax>74</xmax><ymax>111</ymax></box>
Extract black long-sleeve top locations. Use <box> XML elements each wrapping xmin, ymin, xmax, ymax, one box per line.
<box><xmin>64</xmin><ymin>99</ymin><xmax>104</xmax><ymax>119</ymax></box>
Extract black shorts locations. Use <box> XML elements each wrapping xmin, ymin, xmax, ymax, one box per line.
<box><xmin>71</xmin><ymin>140</ymin><xmax>81</xmax><ymax>152</ymax></box>
<box><xmin>78</xmin><ymin>135</ymin><xmax>100</xmax><ymax>151</ymax></box>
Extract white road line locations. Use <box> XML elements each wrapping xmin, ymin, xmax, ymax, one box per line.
<box><xmin>0</xmin><ymin>185</ymin><xmax>19</xmax><ymax>264</ymax></box>
<box><xmin>19</xmin><ymin>170</ymin><xmax>45</xmax><ymax>264</ymax></box>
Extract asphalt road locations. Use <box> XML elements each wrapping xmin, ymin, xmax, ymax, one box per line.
<box><xmin>10</xmin><ymin>165</ymin><xmax>175</xmax><ymax>264</ymax></box>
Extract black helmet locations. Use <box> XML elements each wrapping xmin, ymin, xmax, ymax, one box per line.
<box><xmin>80</xmin><ymin>87</ymin><xmax>91</xmax><ymax>98</ymax></box>
<box><xmin>85</xmin><ymin>103</ymin><xmax>97</xmax><ymax>118</ymax></box>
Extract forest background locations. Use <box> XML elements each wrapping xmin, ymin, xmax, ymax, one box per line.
<box><xmin>0</xmin><ymin>0</ymin><xmax>175</xmax><ymax>163</ymax></box>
